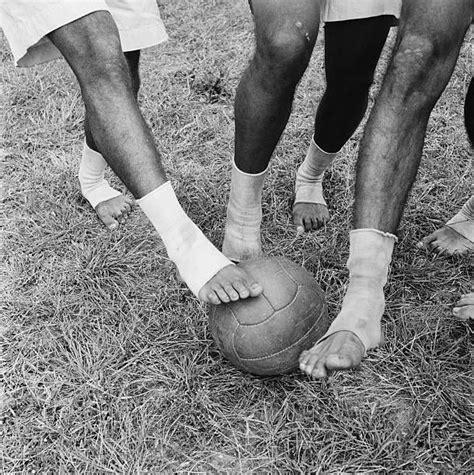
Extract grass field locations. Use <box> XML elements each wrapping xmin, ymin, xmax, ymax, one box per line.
<box><xmin>2</xmin><ymin>1</ymin><xmax>473</xmax><ymax>472</ymax></box>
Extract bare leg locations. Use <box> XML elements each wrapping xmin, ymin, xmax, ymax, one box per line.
<box><xmin>80</xmin><ymin>50</ymin><xmax>141</xmax><ymax>229</ymax></box>
<box><xmin>48</xmin><ymin>12</ymin><xmax>263</xmax><ymax>304</ymax></box>
<box><xmin>300</xmin><ymin>0</ymin><xmax>473</xmax><ymax>377</ymax></box>
<box><xmin>223</xmin><ymin>0</ymin><xmax>320</xmax><ymax>261</ymax></box>
<box><xmin>235</xmin><ymin>0</ymin><xmax>319</xmax><ymax>174</ymax></box>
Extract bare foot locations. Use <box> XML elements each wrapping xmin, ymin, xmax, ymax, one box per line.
<box><xmin>299</xmin><ymin>331</ymin><xmax>365</xmax><ymax>378</ymax></box>
<box><xmin>293</xmin><ymin>202</ymin><xmax>329</xmax><ymax>234</ymax></box>
<box><xmin>418</xmin><ymin>219</ymin><xmax>473</xmax><ymax>256</ymax></box>
<box><xmin>453</xmin><ymin>287</ymin><xmax>474</xmax><ymax>321</ymax></box>
<box><xmin>198</xmin><ymin>264</ymin><xmax>263</xmax><ymax>305</ymax></box>
<box><xmin>95</xmin><ymin>195</ymin><xmax>134</xmax><ymax>230</ymax></box>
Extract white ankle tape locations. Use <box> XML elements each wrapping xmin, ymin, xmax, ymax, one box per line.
<box><xmin>317</xmin><ymin>229</ymin><xmax>397</xmax><ymax>353</ymax></box>
<box><xmin>137</xmin><ymin>181</ymin><xmax>232</xmax><ymax>297</ymax></box>
<box><xmin>222</xmin><ymin>161</ymin><xmax>267</xmax><ymax>262</ymax></box>
<box><xmin>294</xmin><ymin>138</ymin><xmax>338</xmax><ymax>206</ymax></box>
<box><xmin>446</xmin><ymin>207</ymin><xmax>474</xmax><ymax>242</ymax></box>
<box><xmin>79</xmin><ymin>142</ymin><xmax>121</xmax><ymax>209</ymax></box>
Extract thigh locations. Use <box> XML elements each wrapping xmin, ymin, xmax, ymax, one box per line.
<box><xmin>250</xmin><ymin>0</ymin><xmax>321</xmax><ymax>51</ymax></box>
<box><xmin>324</xmin><ymin>16</ymin><xmax>392</xmax><ymax>86</ymax></box>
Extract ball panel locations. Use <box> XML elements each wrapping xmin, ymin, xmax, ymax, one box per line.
<box><xmin>238</xmin><ymin>301</ymin><xmax>328</xmax><ymax>375</ymax></box>
<box><xmin>222</xmin><ymin>292</ymin><xmax>275</xmax><ymax>325</ymax></box>
<box><xmin>209</xmin><ymin>304</ymin><xmax>240</xmax><ymax>361</ymax></box>
<box><xmin>233</xmin><ymin>285</ymin><xmax>326</xmax><ymax>360</ymax></box>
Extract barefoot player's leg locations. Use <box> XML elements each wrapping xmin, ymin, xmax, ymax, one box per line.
<box><xmin>80</xmin><ymin>50</ymin><xmax>141</xmax><ymax>230</ymax></box>
<box><xmin>300</xmin><ymin>0</ymin><xmax>473</xmax><ymax>377</ymax></box>
<box><xmin>79</xmin><ymin>0</ymin><xmax>167</xmax><ymax>230</ymax></box>
<box><xmin>222</xmin><ymin>0</ymin><xmax>320</xmax><ymax>262</ymax></box>
<box><xmin>1</xmin><ymin>2</ymin><xmax>262</xmax><ymax>304</ymax></box>
<box><xmin>293</xmin><ymin>11</ymin><xmax>396</xmax><ymax>233</ymax></box>
<box><xmin>418</xmin><ymin>78</ymin><xmax>474</xmax><ymax>255</ymax></box>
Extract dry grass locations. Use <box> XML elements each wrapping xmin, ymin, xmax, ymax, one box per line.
<box><xmin>2</xmin><ymin>1</ymin><xmax>473</xmax><ymax>472</ymax></box>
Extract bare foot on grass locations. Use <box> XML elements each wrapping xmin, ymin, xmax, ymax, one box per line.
<box><xmin>299</xmin><ymin>331</ymin><xmax>365</xmax><ymax>378</ymax></box>
<box><xmin>198</xmin><ymin>264</ymin><xmax>262</xmax><ymax>305</ymax></box>
<box><xmin>453</xmin><ymin>287</ymin><xmax>474</xmax><ymax>321</ymax></box>
<box><xmin>418</xmin><ymin>215</ymin><xmax>473</xmax><ymax>256</ymax></box>
<box><xmin>293</xmin><ymin>202</ymin><xmax>329</xmax><ymax>234</ymax></box>
<box><xmin>95</xmin><ymin>195</ymin><xmax>134</xmax><ymax>230</ymax></box>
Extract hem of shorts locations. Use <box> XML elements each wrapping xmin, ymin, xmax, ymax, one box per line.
<box><xmin>323</xmin><ymin>12</ymin><xmax>400</xmax><ymax>23</ymax></box>
<box><xmin>121</xmin><ymin>25</ymin><xmax>168</xmax><ymax>52</ymax></box>
<box><xmin>16</xmin><ymin>24</ymin><xmax>168</xmax><ymax>67</ymax></box>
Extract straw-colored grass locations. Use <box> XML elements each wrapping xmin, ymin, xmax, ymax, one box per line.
<box><xmin>2</xmin><ymin>1</ymin><xmax>472</xmax><ymax>472</ymax></box>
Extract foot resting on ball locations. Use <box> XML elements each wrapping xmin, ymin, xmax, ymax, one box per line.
<box><xmin>452</xmin><ymin>285</ymin><xmax>474</xmax><ymax>321</ymax></box>
<box><xmin>418</xmin><ymin>197</ymin><xmax>474</xmax><ymax>255</ymax></box>
<box><xmin>299</xmin><ymin>229</ymin><xmax>397</xmax><ymax>378</ymax></box>
<box><xmin>293</xmin><ymin>138</ymin><xmax>337</xmax><ymax>234</ymax></box>
<box><xmin>222</xmin><ymin>161</ymin><xmax>267</xmax><ymax>262</ymax></box>
<box><xmin>79</xmin><ymin>141</ymin><xmax>133</xmax><ymax>230</ymax></box>
<box><xmin>138</xmin><ymin>181</ymin><xmax>263</xmax><ymax>305</ymax></box>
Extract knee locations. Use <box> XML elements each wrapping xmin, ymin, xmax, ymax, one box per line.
<box><xmin>254</xmin><ymin>29</ymin><xmax>312</xmax><ymax>87</ymax></box>
<box><xmin>390</xmin><ymin>33</ymin><xmax>454</xmax><ymax>105</ymax></box>
<box><xmin>75</xmin><ymin>37</ymin><xmax>131</xmax><ymax>93</ymax></box>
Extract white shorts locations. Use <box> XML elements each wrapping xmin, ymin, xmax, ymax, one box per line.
<box><xmin>321</xmin><ymin>0</ymin><xmax>401</xmax><ymax>22</ymax></box>
<box><xmin>0</xmin><ymin>0</ymin><xmax>168</xmax><ymax>67</ymax></box>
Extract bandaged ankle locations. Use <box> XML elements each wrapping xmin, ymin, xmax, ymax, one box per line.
<box><xmin>79</xmin><ymin>141</ymin><xmax>121</xmax><ymax>209</ymax></box>
<box><xmin>446</xmin><ymin>196</ymin><xmax>474</xmax><ymax>242</ymax></box>
<box><xmin>294</xmin><ymin>138</ymin><xmax>338</xmax><ymax>206</ymax></box>
<box><xmin>137</xmin><ymin>181</ymin><xmax>232</xmax><ymax>297</ymax></box>
<box><xmin>222</xmin><ymin>161</ymin><xmax>267</xmax><ymax>262</ymax></box>
<box><xmin>318</xmin><ymin>229</ymin><xmax>398</xmax><ymax>353</ymax></box>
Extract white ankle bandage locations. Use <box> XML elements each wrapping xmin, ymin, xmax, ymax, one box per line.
<box><xmin>294</xmin><ymin>138</ymin><xmax>338</xmax><ymax>206</ymax></box>
<box><xmin>79</xmin><ymin>141</ymin><xmax>121</xmax><ymax>209</ymax></box>
<box><xmin>318</xmin><ymin>228</ymin><xmax>397</xmax><ymax>353</ymax></box>
<box><xmin>446</xmin><ymin>195</ymin><xmax>474</xmax><ymax>242</ymax></box>
<box><xmin>222</xmin><ymin>161</ymin><xmax>267</xmax><ymax>262</ymax></box>
<box><xmin>137</xmin><ymin>181</ymin><xmax>232</xmax><ymax>297</ymax></box>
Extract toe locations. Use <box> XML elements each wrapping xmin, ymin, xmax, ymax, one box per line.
<box><xmin>208</xmin><ymin>291</ymin><xmax>221</xmax><ymax>306</ymax></box>
<box><xmin>214</xmin><ymin>286</ymin><xmax>230</xmax><ymax>304</ymax></box>
<box><xmin>230</xmin><ymin>278</ymin><xmax>250</xmax><ymax>300</ymax></box>
<box><xmin>197</xmin><ymin>286</ymin><xmax>217</xmax><ymax>305</ymax></box>
<box><xmin>225</xmin><ymin>285</ymin><xmax>240</xmax><ymax>302</ymax></box>
<box><xmin>311</xmin><ymin>360</ymin><xmax>328</xmax><ymax>378</ymax></box>
<box><xmin>101</xmin><ymin>214</ymin><xmax>119</xmax><ymax>230</ymax></box>
<box><xmin>421</xmin><ymin>232</ymin><xmax>438</xmax><ymax>247</ymax></box>
<box><xmin>249</xmin><ymin>282</ymin><xmax>263</xmax><ymax>297</ymax></box>
<box><xmin>301</xmin><ymin>348</ymin><xmax>322</xmax><ymax>375</ymax></box>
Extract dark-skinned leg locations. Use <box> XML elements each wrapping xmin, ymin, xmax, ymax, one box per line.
<box><xmin>49</xmin><ymin>11</ymin><xmax>263</xmax><ymax>304</ymax></box>
<box><xmin>300</xmin><ymin>0</ymin><xmax>473</xmax><ymax>378</ymax></box>
<box><xmin>293</xmin><ymin>16</ymin><xmax>393</xmax><ymax>233</ymax></box>
<box><xmin>80</xmin><ymin>50</ymin><xmax>141</xmax><ymax>230</ymax></box>
<box><xmin>223</xmin><ymin>0</ymin><xmax>320</xmax><ymax>261</ymax></box>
